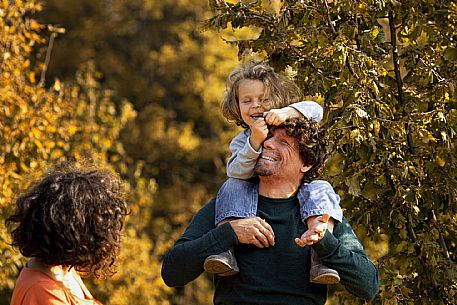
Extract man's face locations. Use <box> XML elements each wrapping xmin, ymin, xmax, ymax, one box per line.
<box><xmin>254</xmin><ymin>128</ymin><xmax>310</xmax><ymax>179</ymax></box>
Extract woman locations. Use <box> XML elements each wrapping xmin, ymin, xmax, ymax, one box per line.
<box><xmin>6</xmin><ymin>166</ymin><xmax>128</xmax><ymax>305</ymax></box>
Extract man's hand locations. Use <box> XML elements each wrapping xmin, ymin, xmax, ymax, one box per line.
<box><xmin>230</xmin><ymin>217</ymin><xmax>275</xmax><ymax>248</ymax></box>
<box><xmin>294</xmin><ymin>213</ymin><xmax>330</xmax><ymax>247</ymax></box>
<box><xmin>249</xmin><ymin>118</ymin><xmax>268</xmax><ymax>151</ymax></box>
<box><xmin>264</xmin><ymin>106</ymin><xmax>301</xmax><ymax>126</ymax></box>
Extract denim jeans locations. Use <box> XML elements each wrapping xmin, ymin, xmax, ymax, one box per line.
<box><xmin>215</xmin><ymin>178</ymin><xmax>342</xmax><ymax>225</ymax></box>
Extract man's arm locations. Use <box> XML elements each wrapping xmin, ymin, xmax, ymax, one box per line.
<box><xmin>161</xmin><ymin>200</ymin><xmax>237</xmax><ymax>287</ymax></box>
<box><xmin>313</xmin><ymin>218</ymin><xmax>380</xmax><ymax>300</ymax></box>
<box><xmin>161</xmin><ymin>199</ymin><xmax>276</xmax><ymax>287</ymax></box>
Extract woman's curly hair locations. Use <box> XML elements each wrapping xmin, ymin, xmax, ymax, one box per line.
<box><xmin>6</xmin><ymin>166</ymin><xmax>128</xmax><ymax>278</ymax></box>
<box><xmin>222</xmin><ymin>61</ymin><xmax>302</xmax><ymax>128</ymax></box>
<box><xmin>279</xmin><ymin>117</ymin><xmax>329</xmax><ymax>183</ymax></box>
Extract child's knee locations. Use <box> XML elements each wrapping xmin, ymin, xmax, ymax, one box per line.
<box><xmin>220</xmin><ymin>178</ymin><xmax>251</xmax><ymax>194</ymax></box>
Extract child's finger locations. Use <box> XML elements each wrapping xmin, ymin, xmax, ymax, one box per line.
<box><xmin>264</xmin><ymin>112</ymin><xmax>276</xmax><ymax>125</ymax></box>
<box><xmin>320</xmin><ymin>212</ymin><xmax>330</xmax><ymax>223</ymax></box>
<box><xmin>313</xmin><ymin>222</ymin><xmax>327</xmax><ymax>234</ymax></box>
<box><xmin>294</xmin><ymin>237</ymin><xmax>313</xmax><ymax>247</ymax></box>
<box><xmin>294</xmin><ymin>237</ymin><xmax>308</xmax><ymax>247</ymax></box>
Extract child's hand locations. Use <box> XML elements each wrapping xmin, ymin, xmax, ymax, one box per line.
<box><xmin>294</xmin><ymin>213</ymin><xmax>330</xmax><ymax>247</ymax></box>
<box><xmin>264</xmin><ymin>106</ymin><xmax>301</xmax><ymax>126</ymax></box>
<box><xmin>249</xmin><ymin>117</ymin><xmax>268</xmax><ymax>151</ymax></box>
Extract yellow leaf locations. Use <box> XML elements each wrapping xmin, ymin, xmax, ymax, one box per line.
<box><xmin>19</xmin><ymin>162</ymin><xmax>29</xmax><ymax>172</ymax></box>
<box><xmin>22</xmin><ymin>59</ymin><xmax>30</xmax><ymax>69</ymax></box>
<box><xmin>68</xmin><ymin>125</ymin><xmax>78</xmax><ymax>136</ymax></box>
<box><xmin>436</xmin><ymin>156</ymin><xmax>446</xmax><ymax>167</ymax></box>
<box><xmin>34</xmin><ymin>138</ymin><xmax>44</xmax><ymax>150</ymax></box>
<box><xmin>50</xmin><ymin>149</ymin><xmax>63</xmax><ymax>159</ymax></box>
<box><xmin>370</xmin><ymin>27</ymin><xmax>379</xmax><ymax>40</ymax></box>
<box><xmin>28</xmin><ymin>72</ymin><xmax>36</xmax><ymax>83</ymax></box>
<box><xmin>29</xmin><ymin>19</ymin><xmax>43</xmax><ymax>31</ymax></box>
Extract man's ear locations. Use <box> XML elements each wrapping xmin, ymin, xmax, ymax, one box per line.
<box><xmin>301</xmin><ymin>164</ymin><xmax>312</xmax><ymax>173</ymax></box>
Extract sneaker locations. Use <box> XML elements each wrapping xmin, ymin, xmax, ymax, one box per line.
<box><xmin>204</xmin><ymin>249</ymin><xmax>239</xmax><ymax>276</ymax></box>
<box><xmin>309</xmin><ymin>249</ymin><xmax>340</xmax><ymax>284</ymax></box>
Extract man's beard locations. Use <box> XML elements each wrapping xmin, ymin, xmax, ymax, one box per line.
<box><xmin>253</xmin><ymin>159</ymin><xmax>274</xmax><ymax>176</ymax></box>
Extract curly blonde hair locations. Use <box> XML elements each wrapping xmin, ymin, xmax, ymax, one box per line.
<box><xmin>221</xmin><ymin>62</ymin><xmax>302</xmax><ymax>128</ymax></box>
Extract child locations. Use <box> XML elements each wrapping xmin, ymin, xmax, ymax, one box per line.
<box><xmin>6</xmin><ymin>165</ymin><xmax>128</xmax><ymax>305</ymax></box>
<box><xmin>204</xmin><ymin>62</ymin><xmax>342</xmax><ymax>284</ymax></box>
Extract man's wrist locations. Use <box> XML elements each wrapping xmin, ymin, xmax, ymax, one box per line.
<box><xmin>214</xmin><ymin>222</ymin><xmax>239</xmax><ymax>249</ymax></box>
<box><xmin>312</xmin><ymin>229</ymin><xmax>339</xmax><ymax>257</ymax></box>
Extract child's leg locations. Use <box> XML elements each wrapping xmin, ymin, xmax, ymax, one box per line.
<box><xmin>214</xmin><ymin>178</ymin><xmax>258</xmax><ymax>225</ymax></box>
<box><xmin>298</xmin><ymin>180</ymin><xmax>343</xmax><ymax>285</ymax></box>
<box><xmin>306</xmin><ymin>216</ymin><xmax>340</xmax><ymax>284</ymax></box>
<box><xmin>205</xmin><ymin>178</ymin><xmax>258</xmax><ymax>276</ymax></box>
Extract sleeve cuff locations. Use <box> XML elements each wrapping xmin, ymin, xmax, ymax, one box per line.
<box><xmin>244</xmin><ymin>136</ymin><xmax>263</xmax><ymax>154</ymax></box>
<box><xmin>312</xmin><ymin>229</ymin><xmax>340</xmax><ymax>257</ymax></box>
<box><xmin>289</xmin><ymin>101</ymin><xmax>323</xmax><ymax>123</ymax></box>
<box><xmin>211</xmin><ymin>222</ymin><xmax>238</xmax><ymax>252</ymax></box>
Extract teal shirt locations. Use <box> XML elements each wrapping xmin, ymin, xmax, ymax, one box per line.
<box><xmin>162</xmin><ymin>196</ymin><xmax>379</xmax><ymax>304</ymax></box>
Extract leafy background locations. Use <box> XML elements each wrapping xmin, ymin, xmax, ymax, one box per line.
<box><xmin>1</xmin><ymin>1</ymin><xmax>456</xmax><ymax>304</ymax></box>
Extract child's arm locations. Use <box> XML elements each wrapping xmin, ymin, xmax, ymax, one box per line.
<box><xmin>226</xmin><ymin>130</ymin><xmax>260</xmax><ymax>179</ymax></box>
<box><xmin>264</xmin><ymin>100</ymin><xmax>323</xmax><ymax>125</ymax></box>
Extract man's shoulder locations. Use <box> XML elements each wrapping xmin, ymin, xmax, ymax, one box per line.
<box><xmin>190</xmin><ymin>198</ymin><xmax>216</xmax><ymax>224</ymax></box>
<box><xmin>200</xmin><ymin>198</ymin><xmax>216</xmax><ymax>213</ymax></box>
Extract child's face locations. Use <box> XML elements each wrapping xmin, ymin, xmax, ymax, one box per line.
<box><xmin>238</xmin><ymin>79</ymin><xmax>271</xmax><ymax>128</ymax></box>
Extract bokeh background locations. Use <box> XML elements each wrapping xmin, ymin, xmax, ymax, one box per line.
<box><xmin>1</xmin><ymin>1</ymin><xmax>456</xmax><ymax>304</ymax></box>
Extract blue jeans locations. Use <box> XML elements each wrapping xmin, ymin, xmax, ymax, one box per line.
<box><xmin>215</xmin><ymin>178</ymin><xmax>342</xmax><ymax>225</ymax></box>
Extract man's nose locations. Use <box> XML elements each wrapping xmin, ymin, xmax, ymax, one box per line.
<box><xmin>263</xmin><ymin>136</ymin><xmax>275</xmax><ymax>149</ymax></box>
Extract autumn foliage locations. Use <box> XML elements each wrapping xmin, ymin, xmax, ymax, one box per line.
<box><xmin>208</xmin><ymin>0</ymin><xmax>457</xmax><ymax>304</ymax></box>
<box><xmin>1</xmin><ymin>1</ymin><xmax>456</xmax><ymax>305</ymax></box>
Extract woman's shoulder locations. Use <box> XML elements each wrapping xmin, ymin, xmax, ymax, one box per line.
<box><xmin>11</xmin><ymin>267</ymin><xmax>71</xmax><ymax>305</ymax></box>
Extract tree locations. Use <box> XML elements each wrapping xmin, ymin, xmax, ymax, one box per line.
<box><xmin>0</xmin><ymin>2</ymin><xmax>170</xmax><ymax>304</ymax></box>
<box><xmin>37</xmin><ymin>0</ymin><xmax>240</xmax><ymax>240</ymax></box>
<box><xmin>207</xmin><ymin>0</ymin><xmax>456</xmax><ymax>304</ymax></box>
<box><xmin>3</xmin><ymin>0</ymin><xmax>241</xmax><ymax>304</ymax></box>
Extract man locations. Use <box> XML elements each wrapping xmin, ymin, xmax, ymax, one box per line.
<box><xmin>161</xmin><ymin>117</ymin><xmax>380</xmax><ymax>305</ymax></box>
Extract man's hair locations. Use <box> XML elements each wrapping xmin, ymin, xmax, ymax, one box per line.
<box><xmin>221</xmin><ymin>61</ymin><xmax>302</xmax><ymax>128</ymax></box>
<box><xmin>277</xmin><ymin>117</ymin><xmax>328</xmax><ymax>182</ymax></box>
<box><xmin>6</xmin><ymin>165</ymin><xmax>128</xmax><ymax>278</ymax></box>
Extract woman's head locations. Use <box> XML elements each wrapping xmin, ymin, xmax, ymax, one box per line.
<box><xmin>221</xmin><ymin>62</ymin><xmax>302</xmax><ymax>128</ymax></box>
<box><xmin>6</xmin><ymin>166</ymin><xmax>128</xmax><ymax>278</ymax></box>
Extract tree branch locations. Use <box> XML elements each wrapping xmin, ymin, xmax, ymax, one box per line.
<box><xmin>38</xmin><ymin>33</ymin><xmax>56</xmax><ymax>87</ymax></box>
<box><xmin>431</xmin><ymin>209</ymin><xmax>450</xmax><ymax>259</ymax></box>
<box><xmin>322</xmin><ymin>0</ymin><xmax>337</xmax><ymax>36</ymax></box>
<box><xmin>388</xmin><ymin>11</ymin><xmax>404</xmax><ymax>105</ymax></box>
<box><xmin>346</xmin><ymin>57</ymin><xmax>359</xmax><ymax>79</ymax></box>
<box><xmin>388</xmin><ymin>11</ymin><xmax>415</xmax><ymax>154</ymax></box>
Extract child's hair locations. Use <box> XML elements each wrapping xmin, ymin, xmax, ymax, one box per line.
<box><xmin>222</xmin><ymin>61</ymin><xmax>302</xmax><ymax>128</ymax></box>
<box><xmin>6</xmin><ymin>165</ymin><xmax>128</xmax><ymax>278</ymax></box>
